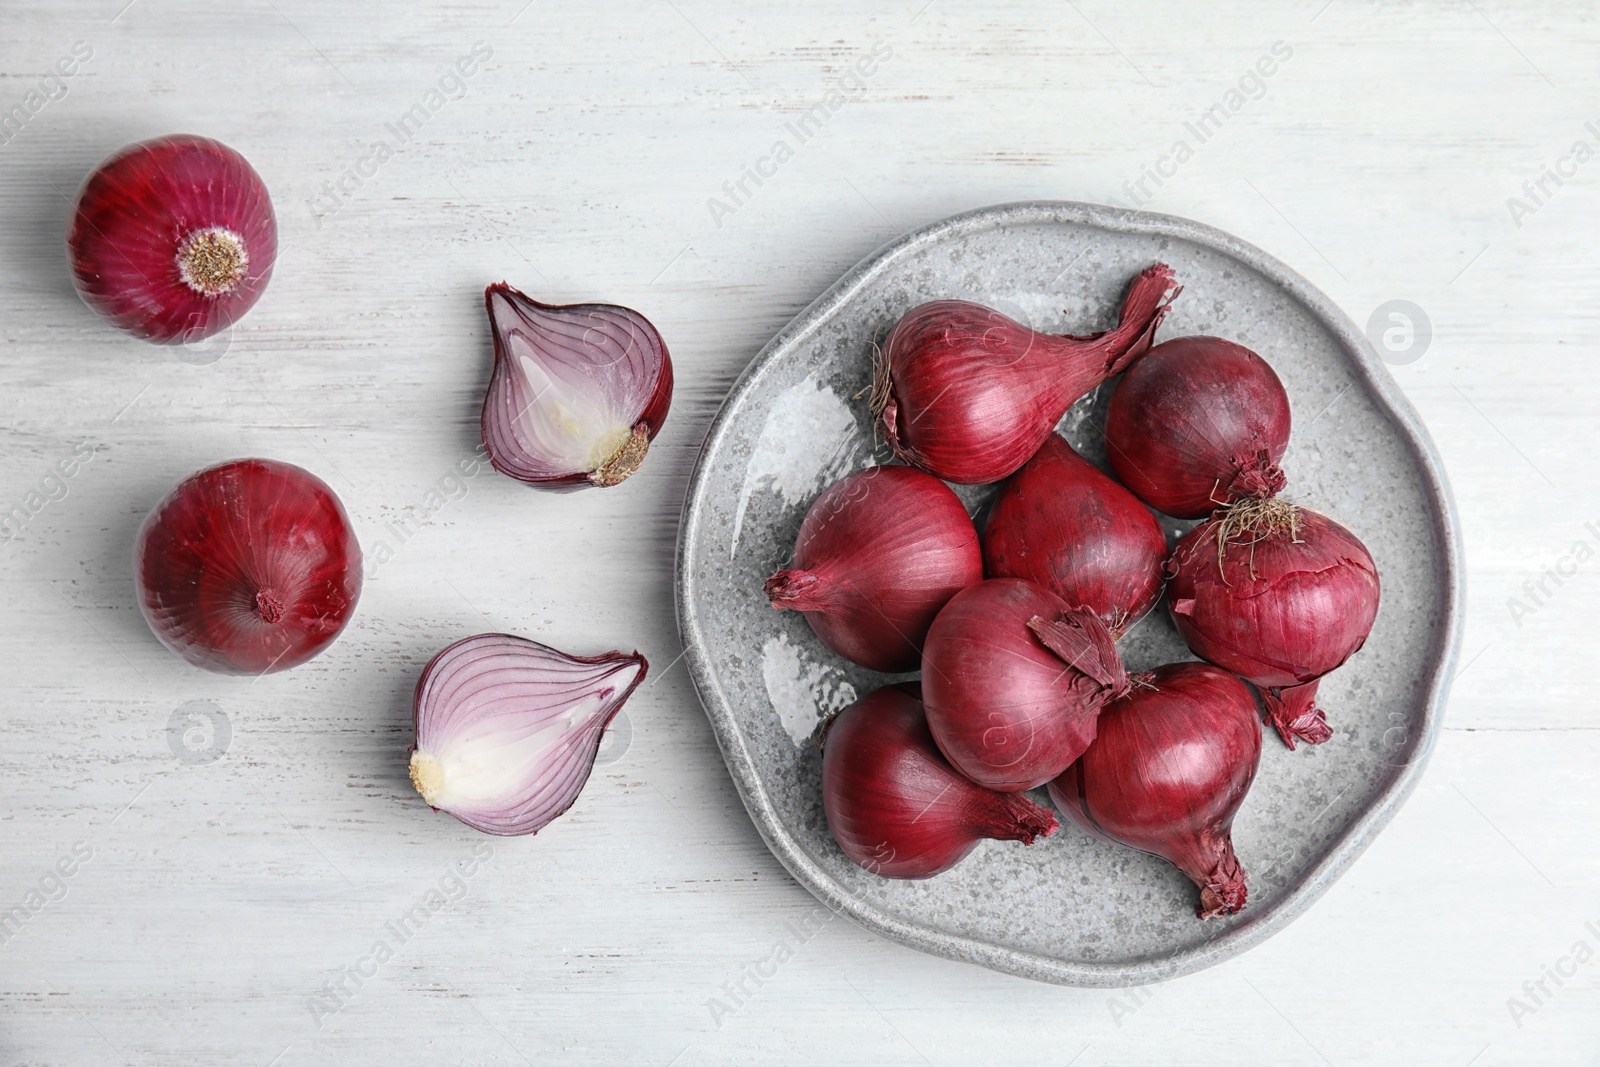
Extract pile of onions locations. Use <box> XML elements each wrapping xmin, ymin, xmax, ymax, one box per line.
<box><xmin>822</xmin><ymin>685</ymin><xmax>1058</xmax><ymax>879</ymax></box>
<box><xmin>766</xmin><ymin>465</ymin><xmax>981</xmax><ymax>673</ymax></box>
<box><xmin>875</xmin><ymin>264</ymin><xmax>1178</xmax><ymax>485</ymax></box>
<box><xmin>982</xmin><ymin>433</ymin><xmax>1167</xmax><ymax>638</ymax></box>
<box><xmin>1167</xmin><ymin>502</ymin><xmax>1380</xmax><ymax>748</ymax></box>
<box><xmin>1105</xmin><ymin>336</ymin><xmax>1290</xmax><ymax>518</ymax></box>
<box><xmin>922</xmin><ymin>579</ymin><xmax>1130</xmax><ymax>792</ymax></box>
<box><xmin>1049</xmin><ymin>662</ymin><xmax>1261</xmax><ymax>918</ymax></box>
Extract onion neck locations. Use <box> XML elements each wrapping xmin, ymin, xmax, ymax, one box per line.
<box><xmin>1194</xmin><ymin>838</ymin><xmax>1248</xmax><ymax>919</ymax></box>
<box><xmin>969</xmin><ymin>791</ymin><xmax>1059</xmax><ymax>845</ymax></box>
<box><xmin>1225</xmin><ymin>447</ymin><xmax>1287</xmax><ymax>502</ymax></box>
<box><xmin>765</xmin><ymin>568</ymin><xmax>845</xmax><ymax>613</ymax></box>
<box><xmin>1263</xmin><ymin>680</ymin><xmax>1332</xmax><ymax>749</ymax></box>
<box><xmin>1056</xmin><ymin>262</ymin><xmax>1180</xmax><ymax>376</ymax></box>
<box><xmin>1025</xmin><ymin>609</ymin><xmax>1130</xmax><ymax>698</ymax></box>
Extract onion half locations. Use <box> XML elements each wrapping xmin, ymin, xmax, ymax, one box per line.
<box><xmin>480</xmin><ymin>283</ymin><xmax>673</xmax><ymax>490</ymax></box>
<box><xmin>409</xmin><ymin>633</ymin><xmax>647</xmax><ymax>836</ymax></box>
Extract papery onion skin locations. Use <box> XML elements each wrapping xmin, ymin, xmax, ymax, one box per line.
<box><xmin>922</xmin><ymin>578</ymin><xmax>1131</xmax><ymax>792</ymax></box>
<box><xmin>409</xmin><ymin>633</ymin><xmax>647</xmax><ymax>837</ymax></box>
<box><xmin>1105</xmin><ymin>336</ymin><xmax>1290</xmax><ymax>519</ymax></box>
<box><xmin>134</xmin><ymin>459</ymin><xmax>361</xmax><ymax>674</ymax></box>
<box><xmin>480</xmin><ymin>282</ymin><xmax>673</xmax><ymax>491</ymax></box>
<box><xmin>822</xmin><ymin>686</ymin><xmax>1058</xmax><ymax>879</ymax></box>
<box><xmin>875</xmin><ymin>264</ymin><xmax>1179</xmax><ymax>485</ymax></box>
<box><xmin>69</xmin><ymin>134</ymin><xmax>277</xmax><ymax>344</ymax></box>
<box><xmin>765</xmin><ymin>465</ymin><xmax>982</xmax><ymax>673</ymax></box>
<box><xmin>1049</xmin><ymin>662</ymin><xmax>1261</xmax><ymax>919</ymax></box>
<box><xmin>982</xmin><ymin>433</ymin><xmax>1167</xmax><ymax>639</ymax></box>
<box><xmin>1167</xmin><ymin>505</ymin><xmax>1380</xmax><ymax>749</ymax></box>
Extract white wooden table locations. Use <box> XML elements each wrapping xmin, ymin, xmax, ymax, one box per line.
<box><xmin>2</xmin><ymin>2</ymin><xmax>1596</xmax><ymax>1063</ymax></box>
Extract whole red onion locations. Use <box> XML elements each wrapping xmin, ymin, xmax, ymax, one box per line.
<box><xmin>1049</xmin><ymin>662</ymin><xmax>1261</xmax><ymax>919</ymax></box>
<box><xmin>922</xmin><ymin>578</ymin><xmax>1131</xmax><ymax>792</ymax></box>
<box><xmin>1104</xmin><ymin>336</ymin><xmax>1290</xmax><ymax>519</ymax></box>
<box><xmin>822</xmin><ymin>685</ymin><xmax>1058</xmax><ymax>879</ymax></box>
<box><xmin>481</xmin><ymin>282</ymin><xmax>673</xmax><ymax>490</ymax></box>
<box><xmin>875</xmin><ymin>264</ymin><xmax>1179</xmax><ymax>485</ymax></box>
<box><xmin>135</xmin><ymin>459</ymin><xmax>361</xmax><ymax>674</ymax></box>
<box><xmin>982</xmin><ymin>433</ymin><xmax>1167</xmax><ymax>638</ymax></box>
<box><xmin>766</xmin><ymin>465</ymin><xmax>982</xmax><ymax>673</ymax></box>
<box><xmin>69</xmin><ymin>135</ymin><xmax>277</xmax><ymax>344</ymax></box>
<box><xmin>1167</xmin><ymin>503</ymin><xmax>1380</xmax><ymax>748</ymax></box>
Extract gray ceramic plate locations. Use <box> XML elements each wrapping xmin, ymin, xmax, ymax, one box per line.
<box><xmin>674</xmin><ymin>201</ymin><xmax>1461</xmax><ymax>987</ymax></box>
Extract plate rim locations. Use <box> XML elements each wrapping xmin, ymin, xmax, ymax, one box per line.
<box><xmin>673</xmin><ymin>199</ymin><xmax>1464</xmax><ymax>987</ymax></box>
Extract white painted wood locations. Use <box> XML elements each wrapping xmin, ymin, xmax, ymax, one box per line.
<box><xmin>1</xmin><ymin>1</ymin><xmax>1596</xmax><ymax>1063</ymax></box>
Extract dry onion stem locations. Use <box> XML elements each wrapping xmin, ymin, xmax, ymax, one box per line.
<box><xmin>1211</xmin><ymin>495</ymin><xmax>1303</xmax><ymax>583</ymax></box>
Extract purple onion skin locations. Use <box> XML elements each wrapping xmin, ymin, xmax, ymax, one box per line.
<box><xmin>69</xmin><ymin>135</ymin><xmax>277</xmax><ymax>344</ymax></box>
<box><xmin>1105</xmin><ymin>336</ymin><xmax>1291</xmax><ymax>519</ymax></box>
<box><xmin>877</xmin><ymin>264</ymin><xmax>1178</xmax><ymax>485</ymax></box>
<box><xmin>480</xmin><ymin>282</ymin><xmax>673</xmax><ymax>491</ymax></box>
<box><xmin>766</xmin><ymin>465</ymin><xmax>982</xmax><ymax>673</ymax></box>
<box><xmin>922</xmin><ymin>578</ymin><xmax>1129</xmax><ymax>792</ymax></box>
<box><xmin>982</xmin><ymin>433</ymin><xmax>1167</xmax><ymax>639</ymax></box>
<box><xmin>1167</xmin><ymin>509</ymin><xmax>1380</xmax><ymax>748</ymax></box>
<box><xmin>823</xmin><ymin>686</ymin><xmax>1058</xmax><ymax>879</ymax></box>
<box><xmin>1050</xmin><ymin>662</ymin><xmax>1261</xmax><ymax>919</ymax></box>
<box><xmin>411</xmin><ymin>634</ymin><xmax>648</xmax><ymax>837</ymax></box>
<box><xmin>135</xmin><ymin>459</ymin><xmax>361</xmax><ymax>674</ymax></box>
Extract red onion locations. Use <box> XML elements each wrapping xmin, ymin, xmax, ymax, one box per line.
<box><xmin>1049</xmin><ymin>662</ymin><xmax>1261</xmax><ymax>919</ymax></box>
<box><xmin>1104</xmin><ymin>336</ymin><xmax>1290</xmax><ymax>519</ymax></box>
<box><xmin>1167</xmin><ymin>503</ymin><xmax>1380</xmax><ymax>748</ymax></box>
<box><xmin>409</xmin><ymin>633</ymin><xmax>647</xmax><ymax>837</ymax></box>
<box><xmin>822</xmin><ymin>685</ymin><xmax>1058</xmax><ymax>879</ymax></box>
<box><xmin>481</xmin><ymin>282</ymin><xmax>673</xmax><ymax>490</ymax></box>
<box><xmin>765</xmin><ymin>465</ymin><xmax>982</xmax><ymax>673</ymax></box>
<box><xmin>68</xmin><ymin>134</ymin><xmax>277</xmax><ymax>344</ymax></box>
<box><xmin>135</xmin><ymin>459</ymin><xmax>361</xmax><ymax>674</ymax></box>
<box><xmin>874</xmin><ymin>264</ymin><xmax>1179</xmax><ymax>485</ymax></box>
<box><xmin>981</xmin><ymin>433</ymin><xmax>1167</xmax><ymax>638</ymax></box>
<box><xmin>922</xmin><ymin>578</ymin><xmax>1131</xmax><ymax>792</ymax></box>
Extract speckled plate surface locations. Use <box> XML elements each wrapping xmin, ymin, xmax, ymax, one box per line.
<box><xmin>674</xmin><ymin>201</ymin><xmax>1462</xmax><ymax>987</ymax></box>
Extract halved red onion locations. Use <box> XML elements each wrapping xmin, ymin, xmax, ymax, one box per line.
<box><xmin>409</xmin><ymin>633</ymin><xmax>647</xmax><ymax>836</ymax></box>
<box><xmin>480</xmin><ymin>283</ymin><xmax>673</xmax><ymax>490</ymax></box>
<box><xmin>69</xmin><ymin>134</ymin><xmax>277</xmax><ymax>343</ymax></box>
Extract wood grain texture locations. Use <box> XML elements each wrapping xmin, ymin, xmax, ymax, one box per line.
<box><xmin>1</xmin><ymin>1</ymin><xmax>1596</xmax><ymax>1063</ymax></box>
